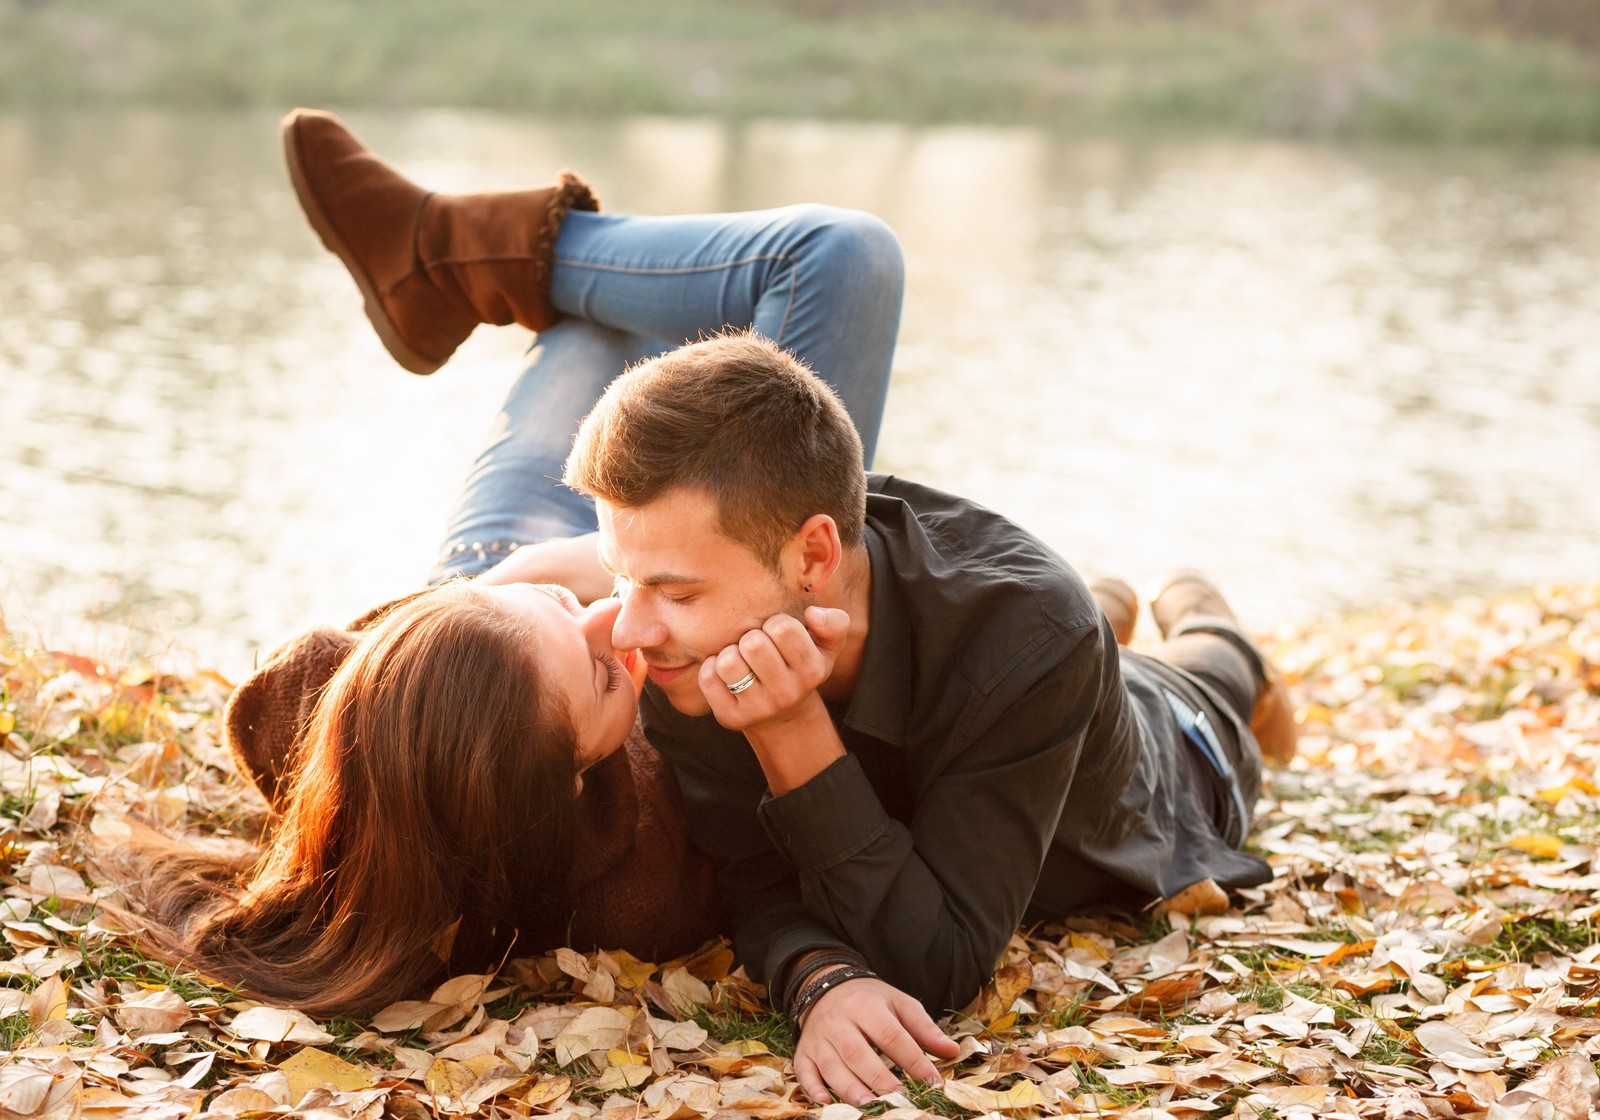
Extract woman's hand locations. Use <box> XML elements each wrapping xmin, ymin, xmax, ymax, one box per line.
<box><xmin>473</xmin><ymin>533</ymin><xmax>614</xmax><ymax>604</ymax></box>
<box><xmin>793</xmin><ymin>975</ymin><xmax>959</xmax><ymax>1106</ymax></box>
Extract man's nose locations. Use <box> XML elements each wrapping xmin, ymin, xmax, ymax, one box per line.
<box><xmin>609</xmin><ymin>588</ymin><xmax>664</xmax><ymax>651</ymax></box>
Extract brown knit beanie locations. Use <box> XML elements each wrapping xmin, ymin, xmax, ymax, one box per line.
<box><xmin>222</xmin><ymin>595</ymin><xmax>422</xmax><ymax>808</ymax></box>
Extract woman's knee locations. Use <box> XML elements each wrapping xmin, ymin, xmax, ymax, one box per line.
<box><xmin>782</xmin><ymin>204</ymin><xmax>905</xmax><ymax>296</ymax></box>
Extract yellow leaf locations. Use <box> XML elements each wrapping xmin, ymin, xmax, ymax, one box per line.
<box><xmin>987</xmin><ymin>1011</ymin><xmax>1018</xmax><ymax>1032</ymax></box>
<box><xmin>0</xmin><ymin>712</ymin><xmax>13</xmax><ymax>736</ymax></box>
<box><xmin>606</xmin><ymin>949</ymin><xmax>659</xmax><ymax>990</ymax></box>
<box><xmin>463</xmin><ymin>1053</ymin><xmax>506</xmax><ymax>1078</ymax></box>
<box><xmin>1506</xmin><ymin>833</ymin><xmax>1564</xmax><ymax>859</ymax></box>
<box><xmin>524</xmin><ymin>1075</ymin><xmax>572</xmax><ymax>1108</ymax></box>
<box><xmin>26</xmin><ymin>974</ymin><xmax>68</xmax><ymax>1027</ymax></box>
<box><xmin>1067</xmin><ymin>933</ymin><xmax>1108</xmax><ymax>958</ymax></box>
<box><xmin>279</xmin><ymin>1047</ymin><xmax>378</xmax><ymax>1104</ymax></box>
<box><xmin>941</xmin><ymin>1078</ymin><xmax>1047</xmax><ymax>1113</ymax></box>
<box><xmin>425</xmin><ymin>1057</ymin><xmax>478</xmax><ymax>1100</ymax></box>
<box><xmin>606</xmin><ymin>1048</ymin><xmax>647</xmax><ymax>1067</ymax></box>
<box><xmin>722</xmin><ymin>1039</ymin><xmax>772</xmax><ymax>1056</ymax></box>
<box><xmin>1536</xmin><ymin>780</ymin><xmax>1599</xmax><ymax>804</ymax></box>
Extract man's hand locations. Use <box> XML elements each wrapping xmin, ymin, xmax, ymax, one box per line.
<box><xmin>793</xmin><ymin>976</ymin><xmax>960</xmax><ymax>1106</ymax></box>
<box><xmin>698</xmin><ymin>606</ymin><xmax>849</xmax><ymax>734</ymax></box>
<box><xmin>698</xmin><ymin>607</ymin><xmax>851</xmax><ymax>795</ymax></box>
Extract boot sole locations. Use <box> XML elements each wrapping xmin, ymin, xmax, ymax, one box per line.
<box><xmin>280</xmin><ymin>113</ymin><xmax>441</xmax><ymax>376</ymax></box>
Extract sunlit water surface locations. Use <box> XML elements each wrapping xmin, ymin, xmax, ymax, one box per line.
<box><xmin>3</xmin><ymin>111</ymin><xmax>1598</xmax><ymax>676</ymax></box>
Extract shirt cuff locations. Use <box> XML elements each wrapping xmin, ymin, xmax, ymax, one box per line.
<box><xmin>758</xmin><ymin>753</ymin><xmax>891</xmax><ymax>872</ymax></box>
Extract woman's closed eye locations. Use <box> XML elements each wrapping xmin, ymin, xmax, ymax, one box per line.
<box><xmin>597</xmin><ymin>652</ymin><xmax>626</xmax><ymax>692</ymax></box>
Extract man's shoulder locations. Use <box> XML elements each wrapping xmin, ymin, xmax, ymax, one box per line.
<box><xmin>865</xmin><ymin>474</ymin><xmax>1096</xmax><ymax>625</ymax></box>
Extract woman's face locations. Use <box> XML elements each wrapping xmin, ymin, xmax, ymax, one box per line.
<box><xmin>479</xmin><ymin>583</ymin><xmax>645</xmax><ymax>785</ymax></box>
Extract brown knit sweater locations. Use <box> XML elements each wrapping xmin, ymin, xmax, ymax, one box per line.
<box><xmin>223</xmin><ymin>599</ymin><xmax>722</xmax><ymax>963</ymax></box>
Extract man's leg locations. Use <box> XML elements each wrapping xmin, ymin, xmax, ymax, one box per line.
<box><xmin>430</xmin><ymin>206</ymin><xmax>905</xmax><ymax>583</ymax></box>
<box><xmin>1151</xmin><ymin>574</ymin><xmax>1297</xmax><ymax>764</ymax></box>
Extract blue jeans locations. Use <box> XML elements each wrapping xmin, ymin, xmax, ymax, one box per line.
<box><xmin>429</xmin><ymin>204</ymin><xmax>904</xmax><ymax>582</ymax></box>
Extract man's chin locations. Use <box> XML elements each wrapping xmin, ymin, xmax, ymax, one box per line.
<box><xmin>643</xmin><ymin>662</ymin><xmax>712</xmax><ymax>716</ymax></box>
<box><xmin>663</xmin><ymin>681</ymin><xmax>713</xmax><ymax>717</ymax></box>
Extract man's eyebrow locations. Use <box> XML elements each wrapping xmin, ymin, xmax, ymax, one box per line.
<box><xmin>631</xmin><ymin>573</ymin><xmax>706</xmax><ymax>589</ymax></box>
<box><xmin>595</xmin><ymin>545</ymin><xmax>701</xmax><ymax>588</ymax></box>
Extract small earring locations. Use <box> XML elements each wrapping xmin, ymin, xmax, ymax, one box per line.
<box><xmin>804</xmin><ymin>584</ymin><xmax>812</xmax><ymax>593</ymax></box>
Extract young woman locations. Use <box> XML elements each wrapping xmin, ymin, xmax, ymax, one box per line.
<box><xmin>107</xmin><ymin>109</ymin><xmax>906</xmax><ymax>1015</ymax></box>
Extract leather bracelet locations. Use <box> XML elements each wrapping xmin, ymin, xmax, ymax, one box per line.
<box><xmin>781</xmin><ymin>950</ymin><xmax>868</xmax><ymax>1012</ymax></box>
<box><xmin>788</xmin><ymin>964</ymin><xmax>878</xmax><ymax>1031</ymax></box>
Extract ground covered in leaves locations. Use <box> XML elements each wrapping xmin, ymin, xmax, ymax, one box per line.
<box><xmin>2</xmin><ymin>586</ymin><xmax>1599</xmax><ymax>1120</ymax></box>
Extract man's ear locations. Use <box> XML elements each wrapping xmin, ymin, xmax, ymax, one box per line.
<box><xmin>787</xmin><ymin>514</ymin><xmax>842</xmax><ymax>594</ymax></box>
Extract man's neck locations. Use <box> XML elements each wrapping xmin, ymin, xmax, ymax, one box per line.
<box><xmin>816</xmin><ymin>542</ymin><xmax>872</xmax><ymax>705</ymax></box>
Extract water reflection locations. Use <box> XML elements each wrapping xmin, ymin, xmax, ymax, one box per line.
<box><xmin>2</xmin><ymin>110</ymin><xmax>1597</xmax><ymax>675</ymax></box>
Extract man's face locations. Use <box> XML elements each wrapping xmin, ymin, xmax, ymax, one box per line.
<box><xmin>598</xmin><ymin>487</ymin><xmax>799</xmax><ymax>716</ymax></box>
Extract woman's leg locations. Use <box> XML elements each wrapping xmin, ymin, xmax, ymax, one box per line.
<box><xmin>430</xmin><ymin>205</ymin><xmax>904</xmax><ymax>583</ymax></box>
<box><xmin>431</xmin><ymin>321</ymin><xmax>664</xmax><ymax>581</ymax></box>
<box><xmin>550</xmin><ymin>205</ymin><xmax>903</xmax><ymax>465</ymax></box>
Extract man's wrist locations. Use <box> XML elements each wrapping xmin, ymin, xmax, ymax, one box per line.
<box><xmin>780</xmin><ymin>948</ymin><xmax>869</xmax><ymax>1011</ymax></box>
<box><xmin>744</xmin><ymin>693</ymin><xmax>845</xmax><ymax>795</ymax></box>
<box><xmin>789</xmin><ymin>964</ymin><xmax>880</xmax><ymax>1031</ymax></box>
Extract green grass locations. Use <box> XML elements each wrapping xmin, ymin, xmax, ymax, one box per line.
<box><xmin>75</xmin><ymin>946</ymin><xmax>240</xmax><ymax>1006</ymax></box>
<box><xmin>899</xmin><ymin>1079</ymin><xmax>963</xmax><ymax>1117</ymax></box>
<box><xmin>1481</xmin><ymin>917</ymin><xmax>1600</xmax><ymax>962</ymax></box>
<box><xmin>2</xmin><ymin>0</ymin><xmax>1600</xmax><ymax>141</ymax></box>
<box><xmin>690</xmin><ymin>1007</ymin><xmax>795</xmax><ymax>1058</ymax></box>
<box><xmin>0</xmin><ymin>1011</ymin><xmax>33</xmax><ymax>1049</ymax></box>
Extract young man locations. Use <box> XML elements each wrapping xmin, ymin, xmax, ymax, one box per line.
<box><xmin>560</xmin><ymin>335</ymin><xmax>1292</xmax><ymax>1106</ymax></box>
<box><xmin>281</xmin><ymin>108</ymin><xmax>1294</xmax><ymax>1108</ymax></box>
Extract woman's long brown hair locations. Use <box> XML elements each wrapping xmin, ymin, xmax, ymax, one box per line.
<box><xmin>105</xmin><ymin>582</ymin><xmax>579</xmax><ymax>1015</ymax></box>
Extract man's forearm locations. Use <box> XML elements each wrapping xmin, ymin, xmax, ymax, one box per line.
<box><xmin>743</xmin><ymin>694</ymin><xmax>847</xmax><ymax>796</ymax></box>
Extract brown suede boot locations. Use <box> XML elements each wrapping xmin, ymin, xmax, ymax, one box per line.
<box><xmin>280</xmin><ymin>108</ymin><xmax>600</xmax><ymax>374</ymax></box>
<box><xmin>1089</xmin><ymin>576</ymin><xmax>1139</xmax><ymax>646</ymax></box>
<box><xmin>1150</xmin><ymin>571</ymin><xmax>1298</xmax><ymax>766</ymax></box>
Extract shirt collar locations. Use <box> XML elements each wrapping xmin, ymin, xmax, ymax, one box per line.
<box><xmin>839</xmin><ymin>520</ymin><xmax>913</xmax><ymax>745</ymax></box>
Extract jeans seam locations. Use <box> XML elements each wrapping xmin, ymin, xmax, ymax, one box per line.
<box><xmin>772</xmin><ymin>253</ymin><xmax>798</xmax><ymax>346</ymax></box>
<box><xmin>553</xmin><ymin>253</ymin><xmax>791</xmax><ymax>276</ymax></box>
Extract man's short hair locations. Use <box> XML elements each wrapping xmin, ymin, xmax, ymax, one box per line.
<box><xmin>564</xmin><ymin>332</ymin><xmax>867</xmax><ymax>567</ymax></box>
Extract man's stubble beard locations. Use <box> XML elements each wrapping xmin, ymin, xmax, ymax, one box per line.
<box><xmin>660</xmin><ymin>585</ymin><xmax>811</xmax><ymax>719</ymax></box>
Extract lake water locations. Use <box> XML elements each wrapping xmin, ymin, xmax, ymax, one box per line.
<box><xmin>3</xmin><ymin>110</ymin><xmax>1598</xmax><ymax>677</ymax></box>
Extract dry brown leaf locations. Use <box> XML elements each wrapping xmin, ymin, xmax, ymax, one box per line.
<box><xmin>229</xmin><ymin>1005</ymin><xmax>336</xmax><ymax>1045</ymax></box>
<box><xmin>113</xmin><ymin>987</ymin><xmax>191</xmax><ymax>1036</ymax></box>
<box><xmin>1115</xmin><ymin>972</ymin><xmax>1206</xmax><ymax>1016</ymax></box>
<box><xmin>940</xmin><ymin>1077</ymin><xmax>1049</xmax><ymax>1112</ymax></box>
<box><xmin>1514</xmin><ymin>1053</ymin><xmax>1600</xmax><ymax>1120</ymax></box>
<box><xmin>964</xmin><ymin>959</ymin><xmax>1033</xmax><ymax>1023</ymax></box>
<box><xmin>1414</xmin><ymin>1021</ymin><xmax>1505</xmax><ymax>1073</ymax></box>
<box><xmin>1165</xmin><ymin>879</ymin><xmax>1229</xmax><ymax>917</ymax></box>
<box><xmin>660</xmin><ymin>966</ymin><xmax>713</xmax><ymax>1013</ymax></box>
<box><xmin>371</xmin><ymin>999</ymin><xmax>443</xmax><ymax>1033</ymax></box>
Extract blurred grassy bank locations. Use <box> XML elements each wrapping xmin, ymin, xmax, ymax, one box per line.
<box><xmin>4</xmin><ymin>0</ymin><xmax>1600</xmax><ymax>141</ymax></box>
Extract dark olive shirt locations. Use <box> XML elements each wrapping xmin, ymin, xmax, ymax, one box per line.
<box><xmin>641</xmin><ymin>474</ymin><xmax>1271</xmax><ymax>1013</ymax></box>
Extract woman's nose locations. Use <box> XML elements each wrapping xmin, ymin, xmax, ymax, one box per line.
<box><xmin>581</xmin><ymin>596</ymin><xmax>624</xmax><ymax>648</ymax></box>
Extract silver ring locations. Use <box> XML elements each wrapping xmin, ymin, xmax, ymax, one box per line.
<box><xmin>726</xmin><ymin>671</ymin><xmax>758</xmax><ymax>695</ymax></box>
